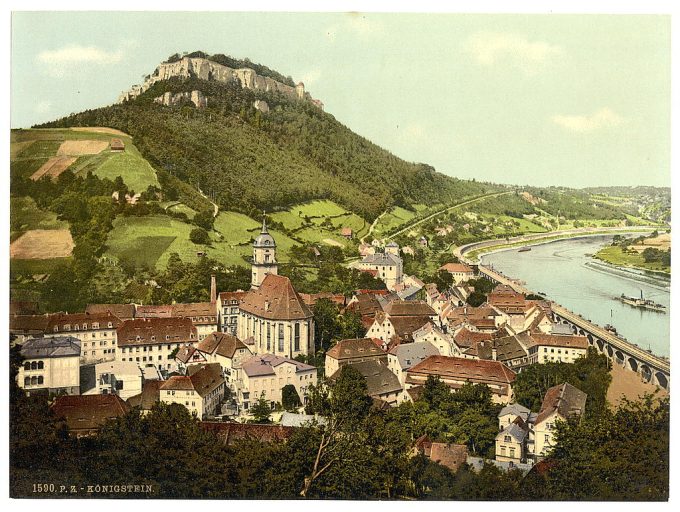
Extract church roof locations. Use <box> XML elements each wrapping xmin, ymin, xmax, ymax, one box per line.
<box><xmin>239</xmin><ymin>274</ymin><xmax>313</xmax><ymax>320</ymax></box>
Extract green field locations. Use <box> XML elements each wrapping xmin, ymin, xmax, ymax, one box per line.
<box><xmin>105</xmin><ymin>212</ymin><xmax>301</xmax><ymax>270</ymax></box>
<box><xmin>91</xmin><ymin>143</ymin><xmax>159</xmax><ymax>192</ymax></box>
<box><xmin>482</xmin><ymin>214</ymin><xmax>547</xmax><ymax>235</ymax></box>
<box><xmin>10</xmin><ymin>257</ymin><xmax>72</xmax><ymax>277</ymax></box>
<box><xmin>10</xmin><ymin>140</ymin><xmax>63</xmax><ymax>178</ymax></box>
<box><xmin>10</xmin><ymin>197</ymin><xmax>68</xmax><ymax>240</ymax></box>
<box><xmin>372</xmin><ymin>206</ymin><xmax>417</xmax><ymax>236</ymax></box>
<box><xmin>594</xmin><ymin>245</ymin><xmax>670</xmax><ymax>273</ymax></box>
<box><xmin>105</xmin><ymin>216</ymin><xmax>200</xmax><ymax>269</ymax></box>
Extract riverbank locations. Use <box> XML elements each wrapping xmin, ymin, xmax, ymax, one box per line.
<box><xmin>607</xmin><ymin>361</ymin><xmax>668</xmax><ymax>408</ymax></box>
<box><xmin>594</xmin><ymin>245</ymin><xmax>670</xmax><ymax>275</ymax></box>
<box><xmin>458</xmin><ymin>226</ymin><xmax>658</xmax><ymax>263</ymax></box>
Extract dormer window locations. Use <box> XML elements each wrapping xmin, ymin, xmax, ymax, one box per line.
<box><xmin>92</xmin><ymin>322</ymin><xmax>99</xmax><ymax>329</ymax></box>
<box><xmin>136</xmin><ymin>335</ymin><xmax>141</xmax><ymax>341</ymax></box>
<box><xmin>151</xmin><ymin>336</ymin><xmax>156</xmax><ymax>341</ymax></box>
<box><xmin>74</xmin><ymin>325</ymin><xmax>79</xmax><ymax>331</ymax></box>
<box><xmin>166</xmin><ymin>335</ymin><xmax>170</xmax><ymax>340</ymax></box>
<box><xmin>83</xmin><ymin>323</ymin><xmax>88</xmax><ymax>330</ymax></box>
<box><xmin>108</xmin><ymin>322</ymin><xmax>113</xmax><ymax>328</ymax></box>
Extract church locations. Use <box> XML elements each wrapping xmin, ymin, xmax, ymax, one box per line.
<box><xmin>236</xmin><ymin>216</ymin><xmax>315</xmax><ymax>358</ymax></box>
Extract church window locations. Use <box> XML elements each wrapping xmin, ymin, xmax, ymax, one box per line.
<box><xmin>278</xmin><ymin>324</ymin><xmax>284</xmax><ymax>353</ymax></box>
<box><xmin>294</xmin><ymin>323</ymin><xmax>300</xmax><ymax>351</ymax></box>
<box><xmin>267</xmin><ymin>323</ymin><xmax>271</xmax><ymax>351</ymax></box>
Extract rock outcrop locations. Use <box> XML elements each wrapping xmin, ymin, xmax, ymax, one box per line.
<box><xmin>119</xmin><ymin>56</ymin><xmax>323</xmax><ymax>110</ymax></box>
<box><xmin>253</xmin><ymin>99</ymin><xmax>270</xmax><ymax>114</ymax></box>
<box><xmin>154</xmin><ymin>90</ymin><xmax>208</xmax><ymax>108</ymax></box>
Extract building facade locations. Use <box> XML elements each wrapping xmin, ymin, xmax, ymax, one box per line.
<box><xmin>17</xmin><ymin>336</ymin><xmax>81</xmax><ymax>395</ymax></box>
<box><xmin>251</xmin><ymin>216</ymin><xmax>278</xmax><ymax>289</ymax></box>
<box><xmin>43</xmin><ymin>312</ymin><xmax>121</xmax><ymax>364</ymax></box>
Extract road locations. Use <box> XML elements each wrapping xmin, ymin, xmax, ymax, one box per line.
<box><xmin>386</xmin><ymin>191</ymin><xmax>513</xmax><ymax>240</ymax></box>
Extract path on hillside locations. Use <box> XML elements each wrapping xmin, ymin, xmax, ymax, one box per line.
<box><xmin>360</xmin><ymin>211</ymin><xmax>388</xmax><ymax>244</ymax></box>
<box><xmin>386</xmin><ymin>191</ymin><xmax>513</xmax><ymax>240</ymax></box>
<box><xmin>197</xmin><ymin>188</ymin><xmax>219</xmax><ymax>218</ymax></box>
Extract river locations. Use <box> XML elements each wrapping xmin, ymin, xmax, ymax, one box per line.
<box><xmin>481</xmin><ymin>235</ymin><xmax>670</xmax><ymax>358</ymax></box>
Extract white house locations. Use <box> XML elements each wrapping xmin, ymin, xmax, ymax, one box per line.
<box><xmin>83</xmin><ymin>360</ymin><xmax>144</xmax><ymax>400</ymax></box>
<box><xmin>43</xmin><ymin>312</ymin><xmax>121</xmax><ymax>364</ymax></box>
<box><xmin>357</xmin><ymin>242</ymin><xmax>403</xmax><ymax>291</ymax></box>
<box><xmin>17</xmin><ymin>336</ymin><xmax>81</xmax><ymax>395</ymax></box>
<box><xmin>439</xmin><ymin>263</ymin><xmax>475</xmax><ymax>285</ymax></box>
<box><xmin>238</xmin><ymin>354</ymin><xmax>317</xmax><ymax>412</ymax></box>
<box><xmin>533</xmin><ymin>382</ymin><xmax>587</xmax><ymax>459</ymax></box>
<box><xmin>526</xmin><ymin>333</ymin><xmax>589</xmax><ymax>365</ymax></box>
<box><xmin>387</xmin><ymin>341</ymin><xmax>440</xmax><ymax>397</ymax></box>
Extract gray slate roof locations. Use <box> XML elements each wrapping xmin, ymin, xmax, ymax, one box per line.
<box><xmin>21</xmin><ymin>336</ymin><xmax>81</xmax><ymax>359</ymax></box>
<box><xmin>330</xmin><ymin>360</ymin><xmax>402</xmax><ymax>397</ymax></box>
<box><xmin>498</xmin><ymin>402</ymin><xmax>531</xmax><ymax>419</ymax></box>
<box><xmin>389</xmin><ymin>341</ymin><xmax>439</xmax><ymax>371</ymax></box>
<box><xmin>242</xmin><ymin>353</ymin><xmax>316</xmax><ymax>378</ymax></box>
<box><xmin>498</xmin><ymin>421</ymin><xmax>528</xmax><ymax>443</ymax></box>
<box><xmin>361</xmin><ymin>252</ymin><xmax>401</xmax><ymax>266</ymax></box>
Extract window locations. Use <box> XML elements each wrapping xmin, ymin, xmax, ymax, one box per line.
<box><xmin>504</xmin><ymin>435</ymin><xmax>511</xmax><ymax>443</ymax></box>
<box><xmin>266</xmin><ymin>323</ymin><xmax>271</xmax><ymax>351</ymax></box>
<box><xmin>544</xmin><ymin>434</ymin><xmax>550</xmax><ymax>443</ymax></box>
<box><xmin>24</xmin><ymin>377</ymin><xmax>30</xmax><ymax>386</ymax></box>
<box><xmin>278</xmin><ymin>323</ymin><xmax>284</xmax><ymax>353</ymax></box>
<box><xmin>23</xmin><ymin>362</ymin><xmax>30</xmax><ymax>371</ymax></box>
<box><xmin>294</xmin><ymin>323</ymin><xmax>300</xmax><ymax>352</ymax></box>
<box><xmin>509</xmin><ymin>447</ymin><xmax>515</xmax><ymax>458</ymax></box>
<box><xmin>30</xmin><ymin>361</ymin><xmax>38</xmax><ymax>370</ymax></box>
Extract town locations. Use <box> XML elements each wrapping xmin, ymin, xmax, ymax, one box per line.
<box><xmin>11</xmin><ymin>216</ymin><xmax>646</xmax><ymax>476</ymax></box>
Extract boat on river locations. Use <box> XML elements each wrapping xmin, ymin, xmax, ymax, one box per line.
<box><xmin>518</xmin><ymin>247</ymin><xmax>531</xmax><ymax>253</ymax></box>
<box><xmin>617</xmin><ymin>291</ymin><xmax>666</xmax><ymax>313</ymax></box>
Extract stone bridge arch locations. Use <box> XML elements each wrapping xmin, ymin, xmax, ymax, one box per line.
<box><xmin>640</xmin><ymin>364</ymin><xmax>652</xmax><ymax>383</ymax></box>
<box><xmin>606</xmin><ymin>345</ymin><xmax>614</xmax><ymax>358</ymax></box>
<box><xmin>654</xmin><ymin>372</ymin><xmax>669</xmax><ymax>390</ymax></box>
<box><xmin>627</xmin><ymin>357</ymin><xmax>639</xmax><ymax>373</ymax></box>
<box><xmin>596</xmin><ymin>338</ymin><xmax>605</xmax><ymax>352</ymax></box>
<box><xmin>587</xmin><ymin>334</ymin><xmax>594</xmax><ymax>346</ymax></box>
<box><xmin>614</xmin><ymin>349</ymin><xmax>625</xmax><ymax>365</ymax></box>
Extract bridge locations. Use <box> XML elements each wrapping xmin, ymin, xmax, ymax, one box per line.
<box><xmin>477</xmin><ymin>264</ymin><xmax>670</xmax><ymax>390</ymax></box>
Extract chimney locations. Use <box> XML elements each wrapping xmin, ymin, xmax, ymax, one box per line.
<box><xmin>491</xmin><ymin>343</ymin><xmax>497</xmax><ymax>361</ymax></box>
<box><xmin>210</xmin><ymin>274</ymin><xmax>217</xmax><ymax>305</ymax></box>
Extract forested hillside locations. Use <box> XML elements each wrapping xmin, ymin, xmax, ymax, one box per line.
<box><xmin>38</xmin><ymin>74</ymin><xmax>494</xmax><ymax>220</ymax></box>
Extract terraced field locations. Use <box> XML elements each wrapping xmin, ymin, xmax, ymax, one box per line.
<box><xmin>10</xmin><ymin>128</ymin><xmax>159</xmax><ymax>191</ymax></box>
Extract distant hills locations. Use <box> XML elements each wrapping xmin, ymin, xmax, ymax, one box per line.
<box><xmin>37</xmin><ymin>52</ymin><xmax>495</xmax><ymax>221</ymax></box>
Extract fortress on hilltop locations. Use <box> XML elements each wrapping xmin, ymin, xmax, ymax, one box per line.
<box><xmin>118</xmin><ymin>56</ymin><xmax>323</xmax><ymax>110</ymax></box>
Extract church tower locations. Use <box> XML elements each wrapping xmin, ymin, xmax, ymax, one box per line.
<box><xmin>251</xmin><ymin>213</ymin><xmax>278</xmax><ymax>289</ymax></box>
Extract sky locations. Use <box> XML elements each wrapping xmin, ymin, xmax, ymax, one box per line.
<box><xmin>10</xmin><ymin>11</ymin><xmax>671</xmax><ymax>188</ymax></box>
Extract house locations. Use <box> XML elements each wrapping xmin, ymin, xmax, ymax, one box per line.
<box><xmin>299</xmin><ymin>292</ymin><xmax>346</xmax><ymax>308</ymax></box>
<box><xmin>533</xmin><ymin>383</ymin><xmax>587</xmax><ymax>459</ymax></box>
<box><xmin>439</xmin><ymin>263</ymin><xmax>474</xmax><ymax>285</ymax></box>
<box><xmin>110</xmin><ymin>138</ymin><xmax>125</xmax><ymax>152</ymax></box>
<box><xmin>412</xmin><ymin>322</ymin><xmax>462</xmax><ymax>357</ymax></box>
<box><xmin>44</xmin><ymin>312</ymin><xmax>122</xmax><ymax>364</ymax></box>
<box><xmin>126</xmin><ymin>379</ymin><xmax>163</xmax><ymax>414</ymax></box>
<box><xmin>498</xmin><ymin>402</ymin><xmax>531</xmax><ymax>430</ymax></box>
<box><xmin>475</xmin><ymin>332</ymin><xmax>535</xmax><ymax>370</ymax></box>
<box><xmin>495</xmin><ymin>416</ymin><xmax>530</xmax><ymax>463</ymax></box>
<box><xmin>405</xmin><ymin>355</ymin><xmax>516</xmax><ymax>404</ymax></box>
<box><xmin>325</xmin><ymin>338</ymin><xmax>387</xmax><ymax>376</ymax></box>
<box><xmin>116</xmin><ymin>317</ymin><xmax>198</xmax><ymax>372</ymax></box>
<box><xmin>328</xmin><ymin>360</ymin><xmax>402</xmax><ymax>406</ymax></box>
<box><xmin>136</xmin><ymin>301</ymin><xmax>218</xmax><ymax>341</ymax></box>
<box><xmin>17</xmin><ymin>336</ymin><xmax>81</xmax><ymax>395</ymax></box>
<box><xmin>402</xmin><ymin>246</ymin><xmax>415</xmax><ymax>256</ymax></box>
<box><xmin>356</xmin><ymin>243</ymin><xmax>403</xmax><ymax>291</ymax></box>
<box><xmin>366</xmin><ymin>300</ymin><xmax>437</xmax><ymax>347</ymax></box>
<box><xmin>237</xmin><ymin>274</ymin><xmax>315</xmax><ymax>358</ymax></box>
<box><xmin>340</xmin><ymin>227</ymin><xmax>353</xmax><ymax>239</ymax></box>
<box><xmin>9</xmin><ymin>314</ymin><xmax>50</xmax><ymax>343</ymax></box>
<box><xmin>239</xmin><ymin>354</ymin><xmax>317</xmax><ymax>412</ymax></box>
<box><xmin>413</xmin><ymin>435</ymin><xmax>468</xmax><ymax>473</ymax></box>
<box><xmin>82</xmin><ymin>360</ymin><xmax>144</xmax><ymax>400</ymax></box>
<box><xmin>218</xmin><ymin>290</ymin><xmax>246</xmax><ymax>335</ymax></box>
<box><xmin>51</xmin><ymin>394</ymin><xmax>129</xmax><ymax>437</ymax></box>
<box><xmin>160</xmin><ymin>363</ymin><xmax>226</xmax><ymax>419</ymax></box>
<box><xmin>452</xmin><ymin>327</ymin><xmax>494</xmax><ymax>358</ymax></box>
<box><xmin>418</xmin><ymin>236</ymin><xmax>428</xmax><ymax>248</ymax></box>
<box><xmin>526</xmin><ymin>333</ymin><xmax>589</xmax><ymax>364</ymax></box>
<box><xmin>387</xmin><ymin>341</ymin><xmax>439</xmax><ymax>392</ymax></box>
<box><xmin>194</xmin><ymin>332</ymin><xmax>253</xmax><ymax>390</ymax></box>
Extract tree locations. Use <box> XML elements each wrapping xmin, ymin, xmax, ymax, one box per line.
<box><xmin>282</xmin><ymin>384</ymin><xmax>301</xmax><ymax>412</ymax></box>
<box><xmin>190</xmin><ymin>227</ymin><xmax>210</xmax><ymax>245</ymax></box>
<box><xmin>193</xmin><ymin>210</ymin><xmax>215</xmax><ymax>230</ymax></box>
<box><xmin>250</xmin><ymin>393</ymin><xmax>272</xmax><ymax>423</ymax></box>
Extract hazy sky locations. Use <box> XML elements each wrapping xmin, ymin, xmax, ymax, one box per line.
<box><xmin>10</xmin><ymin>12</ymin><xmax>671</xmax><ymax>188</ymax></box>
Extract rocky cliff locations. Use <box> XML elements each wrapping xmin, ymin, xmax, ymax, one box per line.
<box><xmin>154</xmin><ymin>90</ymin><xmax>208</xmax><ymax>108</ymax></box>
<box><xmin>119</xmin><ymin>56</ymin><xmax>323</xmax><ymax>109</ymax></box>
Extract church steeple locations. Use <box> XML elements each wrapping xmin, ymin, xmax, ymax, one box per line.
<box><xmin>251</xmin><ymin>210</ymin><xmax>278</xmax><ymax>289</ymax></box>
<box><xmin>261</xmin><ymin>210</ymin><xmax>269</xmax><ymax>234</ymax></box>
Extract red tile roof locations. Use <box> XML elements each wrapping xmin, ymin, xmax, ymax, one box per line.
<box><xmin>117</xmin><ymin>317</ymin><xmax>197</xmax><ymax>346</ymax></box>
<box><xmin>46</xmin><ymin>312</ymin><xmax>122</xmax><ymax>332</ymax></box>
<box><xmin>161</xmin><ymin>363</ymin><xmax>224</xmax><ymax>397</ymax></box>
<box><xmin>383</xmin><ymin>300</ymin><xmax>435</xmax><ymax>317</ymax></box>
<box><xmin>51</xmin><ymin>394</ymin><xmax>129</xmax><ymax>434</ymax></box>
<box><xmin>439</xmin><ymin>263</ymin><xmax>474</xmax><ymax>274</ymax></box>
<box><xmin>239</xmin><ymin>274</ymin><xmax>312</xmax><ymax>321</ymax></box>
<box><xmin>326</xmin><ymin>338</ymin><xmax>386</xmax><ymax>361</ymax></box>
<box><xmin>407</xmin><ymin>355</ymin><xmax>516</xmax><ymax>386</ymax></box>
<box><xmin>197</xmin><ymin>332</ymin><xmax>249</xmax><ymax>359</ymax></box>
<box><xmin>530</xmin><ymin>333</ymin><xmax>589</xmax><ymax>349</ymax></box>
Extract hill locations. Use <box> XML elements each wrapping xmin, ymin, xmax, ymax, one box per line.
<box><xmin>37</xmin><ymin>53</ymin><xmax>496</xmax><ymax>221</ymax></box>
